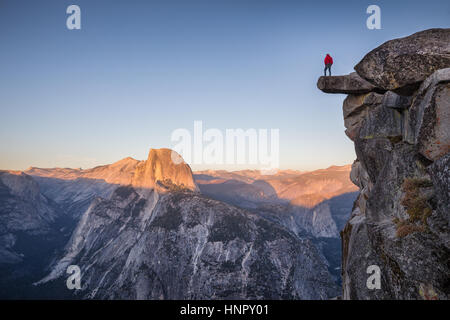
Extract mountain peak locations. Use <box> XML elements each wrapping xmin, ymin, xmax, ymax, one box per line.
<box><xmin>132</xmin><ymin>148</ymin><xmax>198</xmax><ymax>192</ymax></box>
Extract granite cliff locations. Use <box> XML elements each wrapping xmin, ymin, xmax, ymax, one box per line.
<box><xmin>318</xmin><ymin>28</ymin><xmax>450</xmax><ymax>299</ymax></box>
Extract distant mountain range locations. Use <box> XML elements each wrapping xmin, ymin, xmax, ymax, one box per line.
<box><xmin>195</xmin><ymin>165</ymin><xmax>356</xmax><ymax>208</ymax></box>
<box><xmin>194</xmin><ymin>166</ymin><xmax>358</xmax><ymax>283</ymax></box>
<box><xmin>0</xmin><ymin>149</ymin><xmax>356</xmax><ymax>299</ymax></box>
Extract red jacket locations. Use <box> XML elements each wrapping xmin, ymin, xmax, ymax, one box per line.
<box><xmin>324</xmin><ymin>55</ymin><xmax>333</xmax><ymax>65</ymax></box>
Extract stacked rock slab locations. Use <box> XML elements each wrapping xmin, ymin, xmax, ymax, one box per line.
<box><xmin>317</xmin><ymin>28</ymin><xmax>450</xmax><ymax>299</ymax></box>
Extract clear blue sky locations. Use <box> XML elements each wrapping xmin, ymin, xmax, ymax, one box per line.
<box><xmin>1</xmin><ymin>0</ymin><xmax>449</xmax><ymax>171</ymax></box>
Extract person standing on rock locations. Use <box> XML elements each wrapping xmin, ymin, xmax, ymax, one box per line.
<box><xmin>324</xmin><ymin>54</ymin><xmax>333</xmax><ymax>76</ymax></box>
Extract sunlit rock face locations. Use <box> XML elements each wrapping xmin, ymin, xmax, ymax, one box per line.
<box><xmin>132</xmin><ymin>148</ymin><xmax>199</xmax><ymax>192</ymax></box>
<box><xmin>317</xmin><ymin>72</ymin><xmax>382</xmax><ymax>94</ymax></box>
<box><xmin>318</xmin><ymin>28</ymin><xmax>450</xmax><ymax>300</ymax></box>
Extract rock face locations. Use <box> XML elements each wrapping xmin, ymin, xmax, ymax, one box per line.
<box><xmin>318</xmin><ymin>28</ymin><xmax>450</xmax><ymax>300</ymax></box>
<box><xmin>132</xmin><ymin>148</ymin><xmax>198</xmax><ymax>192</ymax></box>
<box><xmin>355</xmin><ymin>29</ymin><xmax>450</xmax><ymax>95</ymax></box>
<box><xmin>36</xmin><ymin>148</ymin><xmax>339</xmax><ymax>299</ymax></box>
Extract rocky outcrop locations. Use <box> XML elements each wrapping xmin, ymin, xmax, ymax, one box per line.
<box><xmin>317</xmin><ymin>72</ymin><xmax>382</xmax><ymax>94</ymax></box>
<box><xmin>318</xmin><ymin>28</ymin><xmax>450</xmax><ymax>300</ymax></box>
<box><xmin>355</xmin><ymin>29</ymin><xmax>450</xmax><ymax>95</ymax></box>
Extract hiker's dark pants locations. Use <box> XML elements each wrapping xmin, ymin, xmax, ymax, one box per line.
<box><xmin>324</xmin><ymin>63</ymin><xmax>332</xmax><ymax>76</ymax></box>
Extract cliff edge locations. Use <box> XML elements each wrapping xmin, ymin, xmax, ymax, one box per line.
<box><xmin>318</xmin><ymin>28</ymin><xmax>450</xmax><ymax>299</ymax></box>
